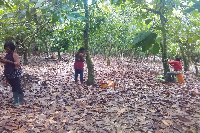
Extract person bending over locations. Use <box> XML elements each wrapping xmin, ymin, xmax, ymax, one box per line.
<box><xmin>165</xmin><ymin>57</ymin><xmax>182</xmax><ymax>82</ymax></box>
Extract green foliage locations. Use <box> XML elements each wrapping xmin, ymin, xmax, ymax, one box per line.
<box><xmin>52</xmin><ymin>13</ymin><xmax>59</xmax><ymax>23</ymax></box>
<box><xmin>110</xmin><ymin>0</ymin><xmax>126</xmax><ymax>5</ymax></box>
<box><xmin>133</xmin><ymin>30</ymin><xmax>158</xmax><ymax>52</ymax></box>
<box><xmin>184</xmin><ymin>1</ymin><xmax>200</xmax><ymax>13</ymax></box>
<box><xmin>152</xmin><ymin>43</ymin><xmax>160</xmax><ymax>55</ymax></box>
<box><xmin>0</xmin><ymin>0</ymin><xmax>199</xmax><ymax>64</ymax></box>
<box><xmin>145</xmin><ymin>19</ymin><xmax>152</xmax><ymax>25</ymax></box>
<box><xmin>66</xmin><ymin>12</ymin><xmax>86</xmax><ymax>21</ymax></box>
<box><xmin>0</xmin><ymin>0</ymin><xmax>11</xmax><ymax>9</ymax></box>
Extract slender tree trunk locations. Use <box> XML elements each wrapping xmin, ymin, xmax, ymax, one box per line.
<box><xmin>45</xmin><ymin>41</ymin><xmax>49</xmax><ymax>57</ymax></box>
<box><xmin>145</xmin><ymin>51</ymin><xmax>149</xmax><ymax>61</ymax></box>
<box><xmin>120</xmin><ymin>50</ymin><xmax>124</xmax><ymax>58</ymax></box>
<box><xmin>103</xmin><ymin>46</ymin><xmax>106</xmax><ymax>60</ymax></box>
<box><xmin>28</xmin><ymin>47</ymin><xmax>31</xmax><ymax>57</ymax></box>
<box><xmin>160</xmin><ymin>15</ymin><xmax>169</xmax><ymax>76</ymax></box>
<box><xmin>57</xmin><ymin>48</ymin><xmax>61</xmax><ymax>59</ymax></box>
<box><xmin>22</xmin><ymin>34</ymin><xmax>35</xmax><ymax>65</ymax></box>
<box><xmin>72</xmin><ymin>41</ymin><xmax>74</xmax><ymax>56</ymax></box>
<box><xmin>23</xmin><ymin>50</ymin><xmax>28</xmax><ymax>65</ymax></box>
<box><xmin>129</xmin><ymin>49</ymin><xmax>135</xmax><ymax>62</ymax></box>
<box><xmin>195</xmin><ymin>64</ymin><xmax>199</xmax><ymax>77</ymax></box>
<box><xmin>106</xmin><ymin>41</ymin><xmax>113</xmax><ymax>66</ymax></box>
<box><xmin>84</xmin><ymin>0</ymin><xmax>95</xmax><ymax>85</ymax></box>
<box><xmin>179</xmin><ymin>43</ymin><xmax>189</xmax><ymax>71</ymax></box>
<box><xmin>191</xmin><ymin>54</ymin><xmax>200</xmax><ymax>76</ymax></box>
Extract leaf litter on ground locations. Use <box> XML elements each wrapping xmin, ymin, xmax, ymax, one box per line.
<box><xmin>0</xmin><ymin>54</ymin><xmax>200</xmax><ymax>132</ymax></box>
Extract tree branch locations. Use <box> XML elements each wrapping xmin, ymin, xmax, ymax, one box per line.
<box><xmin>21</xmin><ymin>20</ymin><xmax>51</xmax><ymax>50</ymax></box>
<box><xmin>144</xmin><ymin>7</ymin><xmax>167</xmax><ymax>22</ymax></box>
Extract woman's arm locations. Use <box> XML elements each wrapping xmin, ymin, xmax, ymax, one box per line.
<box><xmin>13</xmin><ymin>53</ymin><xmax>20</xmax><ymax>67</ymax></box>
<box><xmin>79</xmin><ymin>53</ymin><xmax>85</xmax><ymax>62</ymax></box>
<box><xmin>0</xmin><ymin>56</ymin><xmax>14</xmax><ymax>64</ymax></box>
<box><xmin>0</xmin><ymin>53</ymin><xmax>20</xmax><ymax>67</ymax></box>
<box><xmin>168</xmin><ymin>61</ymin><xmax>175</xmax><ymax>66</ymax></box>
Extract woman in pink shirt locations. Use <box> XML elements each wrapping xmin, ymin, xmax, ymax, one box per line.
<box><xmin>74</xmin><ymin>47</ymin><xmax>85</xmax><ymax>84</ymax></box>
<box><xmin>165</xmin><ymin>57</ymin><xmax>182</xmax><ymax>82</ymax></box>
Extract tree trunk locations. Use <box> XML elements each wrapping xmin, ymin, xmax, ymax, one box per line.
<box><xmin>160</xmin><ymin>15</ymin><xmax>169</xmax><ymax>76</ymax></box>
<box><xmin>23</xmin><ymin>50</ymin><xmax>28</xmax><ymax>65</ymax></box>
<box><xmin>195</xmin><ymin>64</ymin><xmax>199</xmax><ymax>77</ymax></box>
<box><xmin>130</xmin><ymin>49</ymin><xmax>135</xmax><ymax>62</ymax></box>
<box><xmin>106</xmin><ymin>41</ymin><xmax>113</xmax><ymax>66</ymax></box>
<box><xmin>45</xmin><ymin>41</ymin><xmax>49</xmax><ymax>57</ymax></box>
<box><xmin>57</xmin><ymin>47</ymin><xmax>61</xmax><ymax>59</ymax></box>
<box><xmin>28</xmin><ymin>48</ymin><xmax>31</xmax><ymax>57</ymax></box>
<box><xmin>145</xmin><ymin>51</ymin><xmax>149</xmax><ymax>61</ymax></box>
<box><xmin>84</xmin><ymin>0</ymin><xmax>95</xmax><ymax>85</ymax></box>
<box><xmin>153</xmin><ymin>55</ymin><xmax>156</xmax><ymax>62</ymax></box>
<box><xmin>103</xmin><ymin>46</ymin><xmax>106</xmax><ymax>60</ymax></box>
<box><xmin>72</xmin><ymin>41</ymin><xmax>74</xmax><ymax>56</ymax></box>
<box><xmin>179</xmin><ymin>43</ymin><xmax>189</xmax><ymax>71</ymax></box>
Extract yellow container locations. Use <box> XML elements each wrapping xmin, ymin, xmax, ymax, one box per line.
<box><xmin>177</xmin><ymin>73</ymin><xmax>185</xmax><ymax>83</ymax></box>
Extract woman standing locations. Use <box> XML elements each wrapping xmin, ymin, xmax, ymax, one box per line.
<box><xmin>0</xmin><ymin>42</ymin><xmax>23</xmax><ymax>106</ymax></box>
<box><xmin>74</xmin><ymin>47</ymin><xmax>85</xmax><ymax>84</ymax></box>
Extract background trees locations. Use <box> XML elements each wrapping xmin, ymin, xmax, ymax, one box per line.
<box><xmin>0</xmin><ymin>0</ymin><xmax>199</xmax><ymax>80</ymax></box>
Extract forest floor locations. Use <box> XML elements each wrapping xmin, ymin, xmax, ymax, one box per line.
<box><xmin>0</xmin><ymin>54</ymin><xmax>200</xmax><ymax>133</ymax></box>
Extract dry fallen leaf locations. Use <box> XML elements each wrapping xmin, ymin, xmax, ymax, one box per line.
<box><xmin>0</xmin><ymin>55</ymin><xmax>199</xmax><ymax>132</ymax></box>
<box><xmin>191</xmin><ymin>91</ymin><xmax>198</xmax><ymax>97</ymax></box>
<box><xmin>117</xmin><ymin>108</ymin><xmax>126</xmax><ymax>116</ymax></box>
<box><xmin>162</xmin><ymin>120</ymin><xmax>173</xmax><ymax>126</ymax></box>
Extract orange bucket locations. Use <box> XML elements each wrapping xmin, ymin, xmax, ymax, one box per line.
<box><xmin>177</xmin><ymin>73</ymin><xmax>185</xmax><ymax>83</ymax></box>
<box><xmin>100</xmin><ymin>83</ymin><xmax>108</xmax><ymax>88</ymax></box>
<box><xmin>100</xmin><ymin>81</ymin><xmax>115</xmax><ymax>88</ymax></box>
<box><xmin>107</xmin><ymin>81</ymin><xmax>114</xmax><ymax>87</ymax></box>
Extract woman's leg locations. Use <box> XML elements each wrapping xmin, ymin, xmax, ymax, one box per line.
<box><xmin>6</xmin><ymin>78</ymin><xmax>18</xmax><ymax>104</ymax></box>
<box><xmin>14</xmin><ymin>78</ymin><xmax>23</xmax><ymax>94</ymax></box>
<box><xmin>14</xmin><ymin>78</ymin><xmax>23</xmax><ymax>106</ymax></box>
<box><xmin>7</xmin><ymin>78</ymin><xmax>17</xmax><ymax>92</ymax></box>
<box><xmin>79</xmin><ymin>70</ymin><xmax>84</xmax><ymax>83</ymax></box>
<box><xmin>75</xmin><ymin>69</ymin><xmax>79</xmax><ymax>82</ymax></box>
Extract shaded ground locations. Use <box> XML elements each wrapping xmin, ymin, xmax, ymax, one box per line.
<box><xmin>0</xmin><ymin>54</ymin><xmax>200</xmax><ymax>133</ymax></box>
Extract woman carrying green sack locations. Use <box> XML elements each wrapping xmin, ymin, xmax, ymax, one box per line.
<box><xmin>0</xmin><ymin>42</ymin><xmax>23</xmax><ymax>106</ymax></box>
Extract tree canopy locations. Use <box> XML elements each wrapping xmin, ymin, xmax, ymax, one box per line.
<box><xmin>0</xmin><ymin>0</ymin><xmax>199</xmax><ymax>72</ymax></box>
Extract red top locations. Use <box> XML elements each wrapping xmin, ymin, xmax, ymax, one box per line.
<box><xmin>74</xmin><ymin>52</ymin><xmax>84</xmax><ymax>70</ymax></box>
<box><xmin>74</xmin><ymin>60</ymin><xmax>84</xmax><ymax>70</ymax></box>
<box><xmin>168</xmin><ymin>61</ymin><xmax>182</xmax><ymax>71</ymax></box>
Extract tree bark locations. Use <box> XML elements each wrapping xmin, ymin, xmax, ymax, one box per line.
<box><xmin>23</xmin><ymin>50</ymin><xmax>28</xmax><ymax>65</ymax></box>
<box><xmin>57</xmin><ymin>48</ymin><xmax>61</xmax><ymax>59</ymax></box>
<box><xmin>45</xmin><ymin>41</ymin><xmax>49</xmax><ymax>57</ymax></box>
<box><xmin>195</xmin><ymin>65</ymin><xmax>199</xmax><ymax>77</ymax></box>
<box><xmin>160</xmin><ymin>12</ymin><xmax>169</xmax><ymax>76</ymax></box>
<box><xmin>179</xmin><ymin>43</ymin><xmax>190</xmax><ymax>71</ymax></box>
<box><xmin>106</xmin><ymin>41</ymin><xmax>113</xmax><ymax>66</ymax></box>
<box><xmin>84</xmin><ymin>0</ymin><xmax>95</xmax><ymax>85</ymax></box>
<box><xmin>130</xmin><ymin>49</ymin><xmax>135</xmax><ymax>62</ymax></box>
<box><xmin>191</xmin><ymin>54</ymin><xmax>200</xmax><ymax>76</ymax></box>
<box><xmin>22</xmin><ymin>36</ymin><xmax>34</xmax><ymax>65</ymax></box>
<box><xmin>145</xmin><ymin>0</ymin><xmax>169</xmax><ymax>75</ymax></box>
